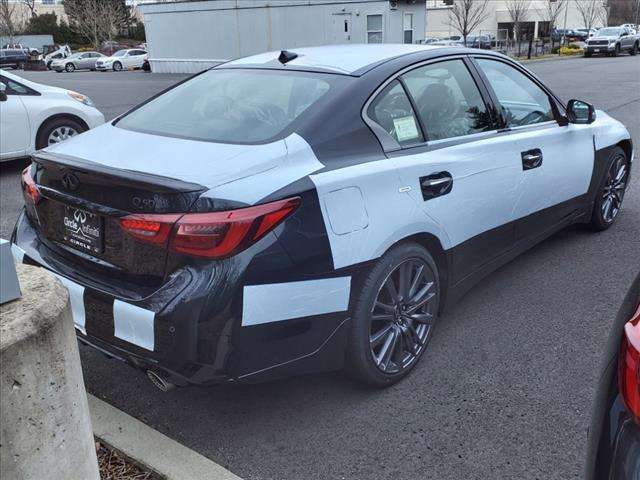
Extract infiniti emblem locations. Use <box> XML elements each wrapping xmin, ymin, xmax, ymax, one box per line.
<box><xmin>61</xmin><ymin>172</ymin><xmax>80</xmax><ymax>191</ymax></box>
<box><xmin>73</xmin><ymin>210</ymin><xmax>86</xmax><ymax>223</ymax></box>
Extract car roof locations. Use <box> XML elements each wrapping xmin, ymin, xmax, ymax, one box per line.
<box><xmin>225</xmin><ymin>44</ymin><xmax>445</xmax><ymax>75</ymax></box>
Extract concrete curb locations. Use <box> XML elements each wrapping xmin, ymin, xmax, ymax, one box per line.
<box><xmin>88</xmin><ymin>394</ymin><xmax>242</xmax><ymax>480</ymax></box>
<box><xmin>518</xmin><ymin>54</ymin><xmax>583</xmax><ymax>64</ymax></box>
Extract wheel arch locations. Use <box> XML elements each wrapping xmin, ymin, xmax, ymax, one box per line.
<box><xmin>35</xmin><ymin>113</ymin><xmax>90</xmax><ymax>149</ymax></box>
<box><xmin>617</xmin><ymin>139</ymin><xmax>633</xmax><ymax>164</ymax></box>
<box><xmin>393</xmin><ymin>232</ymin><xmax>450</xmax><ymax>305</ymax></box>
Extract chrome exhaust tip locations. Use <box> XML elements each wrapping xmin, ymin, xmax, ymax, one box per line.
<box><xmin>146</xmin><ymin>369</ymin><xmax>175</xmax><ymax>392</ymax></box>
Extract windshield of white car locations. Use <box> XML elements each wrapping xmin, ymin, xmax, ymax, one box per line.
<box><xmin>116</xmin><ymin>69</ymin><xmax>345</xmax><ymax>144</ymax></box>
<box><xmin>112</xmin><ymin>50</ymin><xmax>127</xmax><ymax>57</ymax></box>
<box><xmin>597</xmin><ymin>28</ymin><xmax>621</xmax><ymax>35</ymax></box>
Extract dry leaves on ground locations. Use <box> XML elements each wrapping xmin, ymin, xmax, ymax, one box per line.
<box><xmin>96</xmin><ymin>441</ymin><xmax>156</xmax><ymax>480</ymax></box>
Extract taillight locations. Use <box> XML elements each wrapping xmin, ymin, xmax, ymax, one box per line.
<box><xmin>619</xmin><ymin>303</ymin><xmax>640</xmax><ymax>422</ymax></box>
<box><xmin>119</xmin><ymin>214</ymin><xmax>180</xmax><ymax>245</ymax></box>
<box><xmin>118</xmin><ymin>197</ymin><xmax>301</xmax><ymax>259</ymax></box>
<box><xmin>21</xmin><ymin>166</ymin><xmax>41</xmax><ymax>204</ymax></box>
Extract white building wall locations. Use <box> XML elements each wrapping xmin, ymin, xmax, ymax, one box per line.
<box><xmin>140</xmin><ymin>0</ymin><xmax>426</xmax><ymax>73</ymax></box>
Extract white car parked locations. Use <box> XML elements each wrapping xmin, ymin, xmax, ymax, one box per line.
<box><xmin>0</xmin><ymin>69</ymin><xmax>104</xmax><ymax>162</ymax></box>
<box><xmin>95</xmin><ymin>49</ymin><xmax>147</xmax><ymax>72</ymax></box>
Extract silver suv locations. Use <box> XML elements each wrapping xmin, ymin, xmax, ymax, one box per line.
<box><xmin>585</xmin><ymin>27</ymin><xmax>640</xmax><ymax>56</ymax></box>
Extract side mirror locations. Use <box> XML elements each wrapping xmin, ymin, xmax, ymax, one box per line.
<box><xmin>0</xmin><ymin>82</ymin><xmax>7</xmax><ymax>102</ymax></box>
<box><xmin>567</xmin><ymin>99</ymin><xmax>595</xmax><ymax>124</ymax></box>
<box><xmin>621</xmin><ymin>31</ymin><xmax>628</xmax><ymax>36</ymax></box>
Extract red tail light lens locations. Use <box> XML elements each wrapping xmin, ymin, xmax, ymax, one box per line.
<box><xmin>118</xmin><ymin>197</ymin><xmax>301</xmax><ymax>259</ymax></box>
<box><xmin>619</xmin><ymin>303</ymin><xmax>640</xmax><ymax>422</ymax></box>
<box><xmin>118</xmin><ymin>214</ymin><xmax>181</xmax><ymax>245</ymax></box>
<box><xmin>172</xmin><ymin>197</ymin><xmax>301</xmax><ymax>258</ymax></box>
<box><xmin>21</xmin><ymin>166</ymin><xmax>41</xmax><ymax>204</ymax></box>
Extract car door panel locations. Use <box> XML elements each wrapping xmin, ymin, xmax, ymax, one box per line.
<box><xmin>506</xmin><ymin>123</ymin><xmax>594</xmax><ymax>240</ymax></box>
<box><xmin>385</xmin><ymin>58</ymin><xmax>520</xmax><ymax>281</ymax></box>
<box><xmin>390</xmin><ymin>135</ymin><xmax>521</xmax><ymax>281</ymax></box>
<box><xmin>473</xmin><ymin>57</ymin><xmax>594</xmax><ymax>242</ymax></box>
<box><xmin>78</xmin><ymin>54</ymin><xmax>90</xmax><ymax>69</ymax></box>
<box><xmin>0</xmin><ymin>94</ymin><xmax>30</xmax><ymax>159</ymax></box>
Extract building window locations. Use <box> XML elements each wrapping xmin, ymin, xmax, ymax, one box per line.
<box><xmin>367</xmin><ymin>14</ymin><xmax>383</xmax><ymax>43</ymax></box>
<box><xmin>403</xmin><ymin>13</ymin><xmax>414</xmax><ymax>44</ymax></box>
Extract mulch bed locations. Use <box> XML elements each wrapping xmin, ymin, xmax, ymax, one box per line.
<box><xmin>96</xmin><ymin>441</ymin><xmax>159</xmax><ymax>480</ymax></box>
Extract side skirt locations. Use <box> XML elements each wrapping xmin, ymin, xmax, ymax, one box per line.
<box><xmin>443</xmin><ymin>195</ymin><xmax>592</xmax><ymax>308</ymax></box>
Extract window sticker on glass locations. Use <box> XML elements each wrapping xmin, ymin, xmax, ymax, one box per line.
<box><xmin>393</xmin><ymin>116</ymin><xmax>420</xmax><ymax>142</ymax></box>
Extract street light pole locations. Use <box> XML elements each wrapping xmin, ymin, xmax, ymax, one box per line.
<box><xmin>562</xmin><ymin>0</ymin><xmax>569</xmax><ymax>46</ymax></box>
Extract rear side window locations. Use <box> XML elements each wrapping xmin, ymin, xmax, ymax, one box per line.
<box><xmin>476</xmin><ymin>59</ymin><xmax>554</xmax><ymax>127</ymax></box>
<box><xmin>117</xmin><ymin>69</ymin><xmax>334</xmax><ymax>144</ymax></box>
<box><xmin>402</xmin><ymin>59</ymin><xmax>492</xmax><ymax>141</ymax></box>
<box><xmin>367</xmin><ymin>80</ymin><xmax>423</xmax><ymax>146</ymax></box>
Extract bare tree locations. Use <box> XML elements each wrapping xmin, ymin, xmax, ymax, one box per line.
<box><xmin>506</xmin><ymin>0</ymin><xmax>530</xmax><ymax>56</ymax></box>
<box><xmin>64</xmin><ymin>0</ymin><xmax>128</xmax><ymax>49</ymax></box>
<box><xmin>19</xmin><ymin>0</ymin><xmax>37</xmax><ymax>18</ymax></box>
<box><xmin>446</xmin><ymin>0</ymin><xmax>491</xmax><ymax>46</ymax></box>
<box><xmin>598</xmin><ymin>1</ymin><xmax>611</xmax><ymax>27</ymax></box>
<box><xmin>544</xmin><ymin>0</ymin><xmax>566</xmax><ymax>35</ymax></box>
<box><xmin>97</xmin><ymin>0</ymin><xmax>128</xmax><ymax>44</ymax></box>
<box><xmin>576</xmin><ymin>0</ymin><xmax>604</xmax><ymax>31</ymax></box>
<box><xmin>0</xmin><ymin>0</ymin><xmax>27</xmax><ymax>43</ymax></box>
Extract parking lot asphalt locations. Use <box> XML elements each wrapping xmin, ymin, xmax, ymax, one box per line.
<box><xmin>1</xmin><ymin>56</ymin><xmax>639</xmax><ymax>480</ymax></box>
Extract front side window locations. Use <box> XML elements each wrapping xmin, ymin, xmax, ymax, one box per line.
<box><xmin>402</xmin><ymin>59</ymin><xmax>492</xmax><ymax>141</ymax></box>
<box><xmin>476</xmin><ymin>59</ymin><xmax>554</xmax><ymax>128</ymax></box>
<box><xmin>117</xmin><ymin>69</ymin><xmax>334</xmax><ymax>144</ymax></box>
<box><xmin>404</xmin><ymin>13</ymin><xmax>413</xmax><ymax>44</ymax></box>
<box><xmin>367</xmin><ymin>80</ymin><xmax>423</xmax><ymax>146</ymax></box>
<box><xmin>367</xmin><ymin>15</ymin><xmax>383</xmax><ymax>43</ymax></box>
<box><xmin>0</xmin><ymin>76</ymin><xmax>31</xmax><ymax>95</ymax></box>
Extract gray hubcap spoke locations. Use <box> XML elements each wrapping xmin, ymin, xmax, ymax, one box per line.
<box><xmin>48</xmin><ymin>126</ymin><xmax>78</xmax><ymax>145</ymax></box>
<box><xmin>601</xmin><ymin>155</ymin><xmax>627</xmax><ymax>223</ymax></box>
<box><xmin>369</xmin><ymin>258</ymin><xmax>437</xmax><ymax>374</ymax></box>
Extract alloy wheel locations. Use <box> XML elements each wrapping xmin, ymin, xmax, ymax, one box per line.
<box><xmin>48</xmin><ymin>126</ymin><xmax>79</xmax><ymax>145</ymax></box>
<box><xmin>369</xmin><ymin>258</ymin><xmax>437</xmax><ymax>374</ymax></box>
<box><xmin>601</xmin><ymin>153</ymin><xmax>627</xmax><ymax>223</ymax></box>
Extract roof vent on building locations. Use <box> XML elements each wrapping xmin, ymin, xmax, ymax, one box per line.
<box><xmin>278</xmin><ymin>50</ymin><xmax>298</xmax><ymax>65</ymax></box>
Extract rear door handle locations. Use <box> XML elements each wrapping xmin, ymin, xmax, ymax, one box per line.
<box><xmin>420</xmin><ymin>172</ymin><xmax>453</xmax><ymax>200</ymax></box>
<box><xmin>521</xmin><ymin>149</ymin><xmax>543</xmax><ymax>170</ymax></box>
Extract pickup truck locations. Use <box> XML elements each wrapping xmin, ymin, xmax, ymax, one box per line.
<box><xmin>584</xmin><ymin>26</ymin><xmax>640</xmax><ymax>56</ymax></box>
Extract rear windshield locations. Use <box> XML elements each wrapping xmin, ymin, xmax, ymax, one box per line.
<box><xmin>117</xmin><ymin>69</ymin><xmax>339</xmax><ymax>144</ymax></box>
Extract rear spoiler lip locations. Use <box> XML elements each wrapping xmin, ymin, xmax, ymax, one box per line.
<box><xmin>32</xmin><ymin>151</ymin><xmax>207</xmax><ymax>194</ymax></box>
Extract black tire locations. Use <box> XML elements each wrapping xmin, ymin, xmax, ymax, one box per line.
<box><xmin>35</xmin><ymin>117</ymin><xmax>86</xmax><ymax>150</ymax></box>
<box><xmin>631</xmin><ymin>42</ymin><xmax>638</xmax><ymax>56</ymax></box>
<box><xmin>346</xmin><ymin>242</ymin><xmax>440</xmax><ymax>387</ymax></box>
<box><xmin>589</xmin><ymin>147</ymin><xmax>629</xmax><ymax>231</ymax></box>
<box><xmin>612</xmin><ymin>44</ymin><xmax>620</xmax><ymax>57</ymax></box>
<box><xmin>584</xmin><ymin>51</ymin><xmax>592</xmax><ymax>58</ymax></box>
<box><xmin>65</xmin><ymin>62</ymin><xmax>75</xmax><ymax>72</ymax></box>
<box><xmin>113</xmin><ymin>61</ymin><xmax>122</xmax><ymax>72</ymax></box>
<box><xmin>16</xmin><ymin>61</ymin><xmax>25</xmax><ymax>69</ymax></box>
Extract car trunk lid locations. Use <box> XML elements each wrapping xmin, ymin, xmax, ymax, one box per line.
<box><xmin>30</xmin><ymin>151</ymin><xmax>206</xmax><ymax>284</ymax></box>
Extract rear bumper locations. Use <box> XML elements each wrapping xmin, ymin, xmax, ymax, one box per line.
<box><xmin>11</xmin><ymin>209</ymin><xmax>352</xmax><ymax>386</ymax></box>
